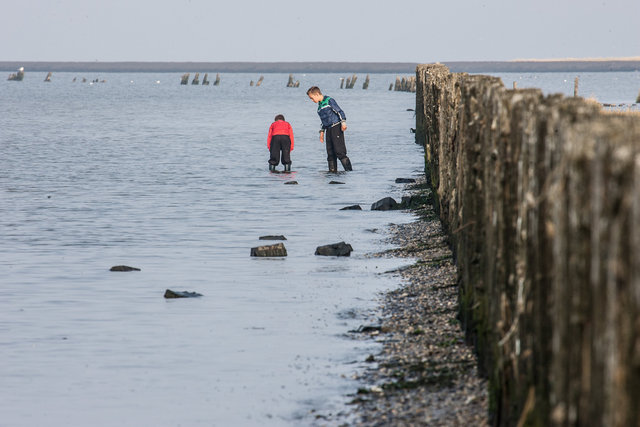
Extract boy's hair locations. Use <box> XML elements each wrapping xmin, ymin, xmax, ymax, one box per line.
<box><xmin>274</xmin><ymin>114</ymin><xmax>285</xmax><ymax>121</ymax></box>
<box><xmin>306</xmin><ymin>86</ymin><xmax>322</xmax><ymax>96</ymax></box>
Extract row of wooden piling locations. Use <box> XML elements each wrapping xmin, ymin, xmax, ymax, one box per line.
<box><xmin>416</xmin><ymin>63</ymin><xmax>640</xmax><ymax>427</ymax></box>
<box><xmin>180</xmin><ymin>73</ymin><xmax>221</xmax><ymax>85</ymax></box>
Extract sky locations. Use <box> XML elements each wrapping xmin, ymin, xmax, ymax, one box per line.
<box><xmin>1</xmin><ymin>0</ymin><xmax>638</xmax><ymax>62</ymax></box>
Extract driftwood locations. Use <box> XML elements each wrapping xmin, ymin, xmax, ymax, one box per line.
<box><xmin>7</xmin><ymin>67</ymin><xmax>24</xmax><ymax>81</ymax></box>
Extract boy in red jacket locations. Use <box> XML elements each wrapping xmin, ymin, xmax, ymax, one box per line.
<box><xmin>267</xmin><ymin>114</ymin><xmax>294</xmax><ymax>172</ymax></box>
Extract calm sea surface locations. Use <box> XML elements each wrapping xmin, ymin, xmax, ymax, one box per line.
<box><xmin>1</xmin><ymin>70</ymin><xmax>638</xmax><ymax>426</ymax></box>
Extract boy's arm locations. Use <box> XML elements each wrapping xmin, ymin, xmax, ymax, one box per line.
<box><xmin>329</xmin><ymin>98</ymin><xmax>346</xmax><ymax>123</ymax></box>
<box><xmin>267</xmin><ymin>124</ymin><xmax>273</xmax><ymax>150</ymax></box>
<box><xmin>289</xmin><ymin>123</ymin><xmax>294</xmax><ymax>150</ymax></box>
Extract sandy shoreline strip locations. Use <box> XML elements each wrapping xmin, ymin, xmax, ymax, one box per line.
<box><xmin>320</xmin><ymin>175</ymin><xmax>488</xmax><ymax>426</ymax></box>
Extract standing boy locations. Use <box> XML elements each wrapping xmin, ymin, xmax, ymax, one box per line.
<box><xmin>306</xmin><ymin>86</ymin><xmax>352</xmax><ymax>172</ymax></box>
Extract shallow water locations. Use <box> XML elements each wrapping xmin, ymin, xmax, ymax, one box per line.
<box><xmin>2</xmin><ymin>70</ymin><xmax>637</xmax><ymax>426</ymax></box>
<box><xmin>1</xmin><ymin>72</ymin><xmax>422</xmax><ymax>426</ymax></box>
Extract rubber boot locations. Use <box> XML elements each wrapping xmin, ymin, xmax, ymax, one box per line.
<box><xmin>269</xmin><ymin>164</ymin><xmax>276</xmax><ymax>172</ymax></box>
<box><xmin>328</xmin><ymin>160</ymin><xmax>338</xmax><ymax>172</ymax></box>
<box><xmin>340</xmin><ymin>157</ymin><xmax>353</xmax><ymax>171</ymax></box>
<box><xmin>284</xmin><ymin>164</ymin><xmax>291</xmax><ymax>172</ymax></box>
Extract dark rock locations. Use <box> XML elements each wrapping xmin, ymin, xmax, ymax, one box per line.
<box><xmin>315</xmin><ymin>241</ymin><xmax>353</xmax><ymax>256</ymax></box>
<box><xmin>251</xmin><ymin>242</ymin><xmax>287</xmax><ymax>257</ymax></box>
<box><xmin>259</xmin><ymin>235</ymin><xmax>287</xmax><ymax>240</ymax></box>
<box><xmin>284</xmin><ymin>181</ymin><xmax>298</xmax><ymax>185</ymax></box>
<box><xmin>395</xmin><ymin>178</ymin><xmax>416</xmax><ymax>183</ymax></box>
<box><xmin>340</xmin><ymin>204</ymin><xmax>362</xmax><ymax>210</ymax></box>
<box><xmin>349</xmin><ymin>325</ymin><xmax>383</xmax><ymax>333</ymax></box>
<box><xmin>164</xmin><ymin>289</ymin><xmax>203</xmax><ymax>298</ymax></box>
<box><xmin>329</xmin><ymin>181</ymin><xmax>345</xmax><ymax>185</ymax></box>
<box><xmin>371</xmin><ymin>197</ymin><xmax>398</xmax><ymax>211</ymax></box>
<box><xmin>110</xmin><ymin>265</ymin><xmax>141</xmax><ymax>272</ymax></box>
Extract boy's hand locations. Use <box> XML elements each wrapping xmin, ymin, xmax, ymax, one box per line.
<box><xmin>319</xmin><ymin>131</ymin><xmax>324</xmax><ymax>143</ymax></box>
<box><xmin>341</xmin><ymin>123</ymin><xmax>347</xmax><ymax>131</ymax></box>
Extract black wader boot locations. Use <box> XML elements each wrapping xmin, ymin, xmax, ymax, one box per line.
<box><xmin>328</xmin><ymin>160</ymin><xmax>338</xmax><ymax>172</ymax></box>
<box><xmin>340</xmin><ymin>157</ymin><xmax>353</xmax><ymax>171</ymax></box>
<box><xmin>284</xmin><ymin>164</ymin><xmax>291</xmax><ymax>172</ymax></box>
<box><xmin>269</xmin><ymin>164</ymin><xmax>276</xmax><ymax>172</ymax></box>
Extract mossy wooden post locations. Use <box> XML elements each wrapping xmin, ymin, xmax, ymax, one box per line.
<box><xmin>214</xmin><ymin>73</ymin><xmax>220</xmax><ymax>86</ymax></box>
<box><xmin>574</xmin><ymin>76</ymin><xmax>579</xmax><ymax>97</ymax></box>
<box><xmin>202</xmin><ymin>73</ymin><xmax>210</xmax><ymax>85</ymax></box>
<box><xmin>340</xmin><ymin>78</ymin><xmax>345</xmax><ymax>89</ymax></box>
<box><xmin>180</xmin><ymin>73</ymin><xmax>190</xmax><ymax>85</ymax></box>
<box><xmin>191</xmin><ymin>73</ymin><xmax>200</xmax><ymax>85</ymax></box>
<box><xmin>44</xmin><ymin>72</ymin><xmax>52</xmax><ymax>82</ymax></box>
<box><xmin>256</xmin><ymin>75</ymin><xmax>264</xmax><ymax>86</ymax></box>
<box><xmin>362</xmin><ymin>74</ymin><xmax>370</xmax><ymax>90</ymax></box>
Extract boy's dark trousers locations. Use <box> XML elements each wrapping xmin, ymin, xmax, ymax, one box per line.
<box><xmin>269</xmin><ymin>135</ymin><xmax>292</xmax><ymax>166</ymax></box>
<box><xmin>325</xmin><ymin>125</ymin><xmax>352</xmax><ymax>171</ymax></box>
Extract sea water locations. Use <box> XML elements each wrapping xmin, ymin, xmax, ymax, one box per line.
<box><xmin>1</xmin><ymin>70</ymin><xmax>638</xmax><ymax>426</ymax></box>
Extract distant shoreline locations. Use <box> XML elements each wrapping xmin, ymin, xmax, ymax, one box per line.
<box><xmin>1</xmin><ymin>60</ymin><xmax>639</xmax><ymax>74</ymax></box>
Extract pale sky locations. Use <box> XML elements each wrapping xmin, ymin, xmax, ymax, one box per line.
<box><xmin>1</xmin><ymin>0</ymin><xmax>638</xmax><ymax>62</ymax></box>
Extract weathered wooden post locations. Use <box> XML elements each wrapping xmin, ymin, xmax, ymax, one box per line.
<box><xmin>389</xmin><ymin>83</ymin><xmax>393</xmax><ymax>91</ymax></box>
<box><xmin>287</xmin><ymin>74</ymin><xmax>294</xmax><ymax>87</ymax></box>
<box><xmin>44</xmin><ymin>72</ymin><xmax>52</xmax><ymax>82</ymax></box>
<box><xmin>340</xmin><ymin>78</ymin><xmax>345</xmax><ymax>89</ymax></box>
<box><xmin>574</xmin><ymin>76</ymin><xmax>579</xmax><ymax>97</ymax></box>
<box><xmin>636</xmin><ymin>90</ymin><xmax>640</xmax><ymax>103</ymax></box>
<box><xmin>202</xmin><ymin>73</ymin><xmax>210</xmax><ymax>85</ymax></box>
<box><xmin>256</xmin><ymin>75</ymin><xmax>264</xmax><ymax>86</ymax></box>
<box><xmin>345</xmin><ymin>77</ymin><xmax>351</xmax><ymax>89</ymax></box>
<box><xmin>294</xmin><ymin>80</ymin><xmax>300</xmax><ymax>87</ymax></box>
<box><xmin>513</xmin><ymin>81</ymin><xmax>517</xmax><ymax>89</ymax></box>
<box><xmin>394</xmin><ymin>76</ymin><xmax>401</xmax><ymax>91</ymax></box>
<box><xmin>362</xmin><ymin>74</ymin><xmax>370</xmax><ymax>90</ymax></box>
<box><xmin>180</xmin><ymin>73</ymin><xmax>190</xmax><ymax>85</ymax></box>
<box><xmin>250</xmin><ymin>80</ymin><xmax>254</xmax><ymax>86</ymax></box>
<box><xmin>214</xmin><ymin>73</ymin><xmax>220</xmax><ymax>86</ymax></box>
<box><xmin>7</xmin><ymin>67</ymin><xmax>25</xmax><ymax>81</ymax></box>
<box><xmin>347</xmin><ymin>74</ymin><xmax>357</xmax><ymax>88</ymax></box>
<box><xmin>191</xmin><ymin>73</ymin><xmax>200</xmax><ymax>85</ymax></box>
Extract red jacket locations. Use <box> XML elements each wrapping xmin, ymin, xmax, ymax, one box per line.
<box><xmin>267</xmin><ymin>120</ymin><xmax>294</xmax><ymax>150</ymax></box>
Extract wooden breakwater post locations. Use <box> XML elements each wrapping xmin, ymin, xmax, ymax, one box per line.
<box><xmin>7</xmin><ymin>67</ymin><xmax>25</xmax><ymax>81</ymax></box>
<box><xmin>191</xmin><ymin>73</ymin><xmax>200</xmax><ymax>85</ymax></box>
<box><xmin>362</xmin><ymin>74</ymin><xmax>370</xmax><ymax>90</ymax></box>
<box><xmin>636</xmin><ymin>89</ymin><xmax>639</xmax><ymax>103</ymax></box>
<box><xmin>286</xmin><ymin>74</ymin><xmax>299</xmax><ymax>88</ymax></box>
<box><xmin>202</xmin><ymin>73</ymin><xmax>210</xmax><ymax>85</ymax></box>
<box><xmin>180</xmin><ymin>73</ymin><xmax>190</xmax><ymax>85</ymax></box>
<box><xmin>214</xmin><ymin>73</ymin><xmax>220</xmax><ymax>86</ymax></box>
<box><xmin>340</xmin><ymin>78</ymin><xmax>345</xmax><ymax>89</ymax></box>
<box><xmin>416</xmin><ymin>63</ymin><xmax>640</xmax><ymax>426</ymax></box>
<box><xmin>256</xmin><ymin>75</ymin><xmax>264</xmax><ymax>86</ymax></box>
<box><xmin>574</xmin><ymin>76</ymin><xmax>579</xmax><ymax>97</ymax></box>
<box><xmin>44</xmin><ymin>72</ymin><xmax>52</xmax><ymax>82</ymax></box>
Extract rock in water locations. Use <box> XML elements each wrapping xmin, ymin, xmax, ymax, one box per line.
<box><xmin>329</xmin><ymin>181</ymin><xmax>345</xmax><ymax>185</ymax></box>
<box><xmin>164</xmin><ymin>289</ymin><xmax>203</xmax><ymax>298</ymax></box>
<box><xmin>250</xmin><ymin>242</ymin><xmax>287</xmax><ymax>257</ymax></box>
<box><xmin>340</xmin><ymin>205</ymin><xmax>362</xmax><ymax>210</ymax></box>
<box><xmin>259</xmin><ymin>235</ymin><xmax>287</xmax><ymax>240</ymax></box>
<box><xmin>315</xmin><ymin>241</ymin><xmax>353</xmax><ymax>256</ymax></box>
<box><xmin>284</xmin><ymin>181</ymin><xmax>298</xmax><ymax>185</ymax></box>
<box><xmin>371</xmin><ymin>197</ymin><xmax>398</xmax><ymax>211</ymax></box>
<box><xmin>110</xmin><ymin>265</ymin><xmax>141</xmax><ymax>272</ymax></box>
<box><xmin>395</xmin><ymin>178</ymin><xmax>416</xmax><ymax>183</ymax></box>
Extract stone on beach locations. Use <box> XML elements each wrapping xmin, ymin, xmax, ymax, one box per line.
<box><xmin>164</xmin><ymin>289</ymin><xmax>203</xmax><ymax>298</ymax></box>
<box><xmin>110</xmin><ymin>265</ymin><xmax>141</xmax><ymax>272</ymax></box>
<box><xmin>284</xmin><ymin>181</ymin><xmax>298</xmax><ymax>185</ymax></box>
<box><xmin>329</xmin><ymin>181</ymin><xmax>345</xmax><ymax>184</ymax></box>
<box><xmin>395</xmin><ymin>178</ymin><xmax>416</xmax><ymax>183</ymax></box>
<box><xmin>371</xmin><ymin>197</ymin><xmax>398</xmax><ymax>211</ymax></box>
<box><xmin>315</xmin><ymin>241</ymin><xmax>353</xmax><ymax>256</ymax></box>
<box><xmin>251</xmin><ymin>242</ymin><xmax>287</xmax><ymax>257</ymax></box>
<box><xmin>259</xmin><ymin>235</ymin><xmax>287</xmax><ymax>240</ymax></box>
<box><xmin>340</xmin><ymin>204</ymin><xmax>363</xmax><ymax>210</ymax></box>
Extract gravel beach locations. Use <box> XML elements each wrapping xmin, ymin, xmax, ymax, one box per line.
<box><xmin>320</xmin><ymin>177</ymin><xmax>489</xmax><ymax>426</ymax></box>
